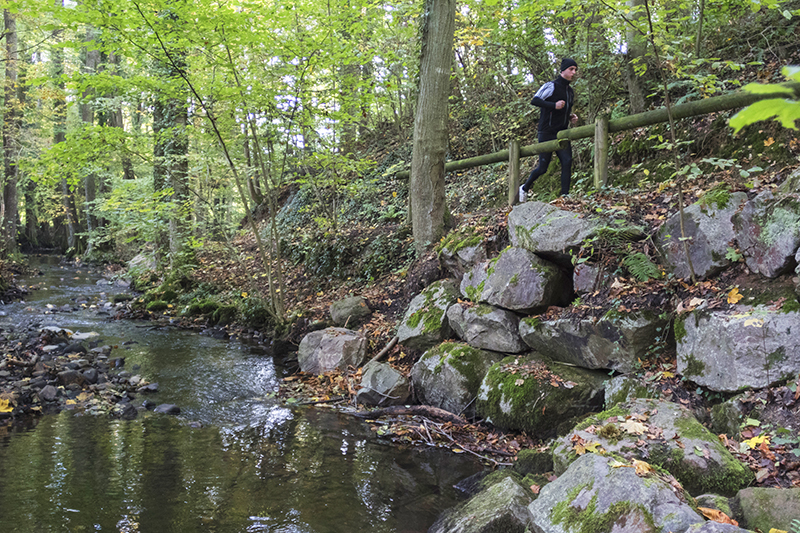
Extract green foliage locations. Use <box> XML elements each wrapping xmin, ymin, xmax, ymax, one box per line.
<box><xmin>731</xmin><ymin>66</ymin><xmax>800</xmax><ymax>132</ymax></box>
<box><xmin>622</xmin><ymin>252</ymin><xmax>662</xmax><ymax>282</ymax></box>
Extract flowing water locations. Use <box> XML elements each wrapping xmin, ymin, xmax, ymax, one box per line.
<box><xmin>0</xmin><ymin>256</ymin><xmax>482</xmax><ymax>532</ymax></box>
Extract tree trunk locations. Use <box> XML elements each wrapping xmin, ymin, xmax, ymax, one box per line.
<box><xmin>624</xmin><ymin>0</ymin><xmax>647</xmax><ymax>114</ymax></box>
<box><xmin>81</xmin><ymin>26</ymin><xmax>100</xmax><ymax>256</ymax></box>
<box><xmin>2</xmin><ymin>10</ymin><xmax>20</xmax><ymax>256</ymax></box>
<box><xmin>409</xmin><ymin>0</ymin><xmax>455</xmax><ymax>253</ymax></box>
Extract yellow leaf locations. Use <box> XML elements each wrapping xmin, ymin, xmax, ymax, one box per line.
<box><xmin>633</xmin><ymin>459</ymin><xmax>654</xmax><ymax>476</ymax></box>
<box><xmin>574</xmin><ymin>443</ymin><xmax>586</xmax><ymax>455</ymax></box>
<box><xmin>699</xmin><ymin>507</ymin><xmax>739</xmax><ymax>525</ymax></box>
<box><xmin>769</xmin><ymin>529</ymin><xmax>788</xmax><ymax>533</ymax></box>
<box><xmin>392</xmin><ymin>191</ymin><xmax>397</xmax><ymax>198</ymax></box>
<box><xmin>242</xmin><ymin>292</ymin><xmax>248</xmax><ymax>298</ymax></box>
<box><xmin>609</xmin><ymin>459</ymin><xmax>630</xmax><ymax>468</ymax></box>
<box><xmin>727</xmin><ymin>288</ymin><xmax>743</xmax><ymax>304</ymax></box>
<box><xmin>743</xmin><ymin>435</ymin><xmax>770</xmax><ymax>449</ymax></box>
<box><xmin>764</xmin><ymin>137</ymin><xmax>775</xmax><ymax>146</ymax></box>
<box><xmin>76</xmin><ymin>392</ymin><xmax>93</xmax><ymax>402</ymax></box>
<box><xmin>662</xmin><ymin>371</ymin><xmax>675</xmax><ymax>378</ymax></box>
<box><xmin>66</xmin><ymin>399</ymin><xmax>77</xmax><ymax>405</ymax></box>
<box><xmin>621</xmin><ymin>419</ymin><xmax>648</xmax><ymax>435</ymax></box>
<box><xmin>744</xmin><ymin>318</ymin><xmax>764</xmax><ymax>328</ymax></box>
<box><xmin>584</xmin><ymin>441</ymin><xmax>603</xmax><ymax>453</ymax></box>
<box><xmin>0</xmin><ymin>398</ymin><xmax>13</xmax><ymax>413</ymax></box>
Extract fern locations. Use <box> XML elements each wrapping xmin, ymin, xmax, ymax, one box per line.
<box><xmin>622</xmin><ymin>252</ymin><xmax>663</xmax><ymax>282</ymax></box>
<box><xmin>791</xmin><ymin>518</ymin><xmax>800</xmax><ymax>533</ymax></box>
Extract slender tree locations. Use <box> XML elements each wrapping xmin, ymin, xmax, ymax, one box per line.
<box><xmin>2</xmin><ymin>9</ymin><xmax>21</xmax><ymax>256</ymax></box>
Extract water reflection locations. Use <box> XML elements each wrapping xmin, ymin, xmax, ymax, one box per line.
<box><xmin>0</xmin><ymin>257</ymin><xmax>483</xmax><ymax>531</ymax></box>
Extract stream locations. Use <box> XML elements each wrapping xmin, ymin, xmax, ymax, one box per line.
<box><xmin>0</xmin><ymin>256</ymin><xmax>482</xmax><ymax>533</ymax></box>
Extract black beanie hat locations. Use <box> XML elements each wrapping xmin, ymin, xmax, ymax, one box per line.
<box><xmin>560</xmin><ymin>58</ymin><xmax>578</xmax><ymax>72</ymax></box>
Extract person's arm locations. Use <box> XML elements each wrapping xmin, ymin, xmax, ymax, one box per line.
<box><xmin>530</xmin><ymin>82</ymin><xmax>556</xmax><ymax>108</ymax></box>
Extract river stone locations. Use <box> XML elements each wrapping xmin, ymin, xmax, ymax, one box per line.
<box><xmin>656</xmin><ymin>192</ymin><xmax>747</xmax><ymax>280</ymax></box>
<box><xmin>397</xmin><ymin>280</ymin><xmax>459</xmax><ymax>352</ymax></box>
<box><xmin>57</xmin><ymin>370</ymin><xmax>86</xmax><ymax>388</ymax></box>
<box><xmin>82</xmin><ymin>368</ymin><xmax>98</xmax><ymax>384</ymax></box>
<box><xmin>411</xmin><ymin>342</ymin><xmax>501</xmax><ymax>418</ymax></box>
<box><xmin>38</xmin><ymin>385</ymin><xmax>58</xmax><ymax>402</ymax></box>
<box><xmin>329</xmin><ymin>296</ymin><xmax>371</xmax><ymax>327</ymax></box>
<box><xmin>733</xmin><ymin>190</ymin><xmax>800</xmax><ymax>278</ymax></box>
<box><xmin>552</xmin><ymin>399</ymin><xmax>754</xmax><ymax>496</ymax></box>
<box><xmin>446</xmin><ymin>303</ymin><xmax>527</xmax><ymax>354</ymax></box>
<box><xmin>429</xmin><ymin>476</ymin><xmax>532</xmax><ymax>533</ymax></box>
<box><xmin>735</xmin><ymin>487</ymin><xmax>800</xmax><ymax>532</ymax></box>
<box><xmin>507</xmin><ymin>201</ymin><xmax>603</xmax><ymax>266</ymax></box>
<box><xmin>154</xmin><ymin>404</ymin><xmax>181</xmax><ymax>415</ymax></box>
<box><xmin>528</xmin><ymin>453</ymin><xmax>703</xmax><ymax>533</ymax></box>
<box><xmin>460</xmin><ymin>247</ymin><xmax>569</xmax><ymax>313</ymax></box>
<box><xmin>676</xmin><ymin>306</ymin><xmax>800</xmax><ymax>391</ymax></box>
<box><xmin>356</xmin><ymin>361</ymin><xmax>410</xmax><ymax>406</ymax></box>
<box><xmin>476</xmin><ymin>355</ymin><xmax>606</xmax><ymax>438</ymax></box>
<box><xmin>297</xmin><ymin>327</ymin><xmax>368</xmax><ymax>374</ymax></box>
<box><xmin>519</xmin><ymin>310</ymin><xmax>670</xmax><ymax>373</ymax></box>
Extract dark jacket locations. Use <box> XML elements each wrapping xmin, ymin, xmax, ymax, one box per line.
<box><xmin>531</xmin><ymin>75</ymin><xmax>574</xmax><ymax>135</ymax></box>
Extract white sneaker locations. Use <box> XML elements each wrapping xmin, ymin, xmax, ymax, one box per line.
<box><xmin>518</xmin><ymin>185</ymin><xmax>527</xmax><ymax>203</ymax></box>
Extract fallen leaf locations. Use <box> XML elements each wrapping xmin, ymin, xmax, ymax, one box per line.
<box><xmin>530</xmin><ymin>484</ymin><xmax>541</xmax><ymax>494</ymax></box>
<box><xmin>633</xmin><ymin>459</ymin><xmax>654</xmax><ymax>476</ymax></box>
<box><xmin>698</xmin><ymin>507</ymin><xmax>739</xmax><ymax>525</ymax></box>
<box><xmin>515</xmin><ymin>379</ymin><xmax>525</xmax><ymax>386</ymax></box>
<box><xmin>620</xmin><ymin>419</ymin><xmax>647</xmax><ymax>435</ymax></box>
<box><xmin>689</xmin><ymin>297</ymin><xmax>705</xmax><ymax>307</ymax></box>
<box><xmin>0</xmin><ymin>398</ymin><xmax>13</xmax><ymax>413</ymax></box>
<box><xmin>743</xmin><ymin>435</ymin><xmax>770</xmax><ymax>449</ymax></box>
<box><xmin>764</xmin><ymin>137</ymin><xmax>775</xmax><ymax>146</ymax></box>
<box><xmin>727</xmin><ymin>287</ymin><xmax>743</xmax><ymax>304</ymax></box>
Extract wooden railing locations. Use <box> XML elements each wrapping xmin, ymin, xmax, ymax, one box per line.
<box><xmin>395</xmin><ymin>82</ymin><xmax>800</xmax><ymax>204</ymax></box>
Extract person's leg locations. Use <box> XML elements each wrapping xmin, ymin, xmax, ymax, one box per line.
<box><xmin>555</xmin><ymin>142</ymin><xmax>573</xmax><ymax>196</ymax></box>
<box><xmin>521</xmin><ymin>151</ymin><xmax>553</xmax><ymax>191</ymax></box>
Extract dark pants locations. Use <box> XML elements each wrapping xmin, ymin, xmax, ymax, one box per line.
<box><xmin>521</xmin><ymin>132</ymin><xmax>573</xmax><ymax>196</ymax></box>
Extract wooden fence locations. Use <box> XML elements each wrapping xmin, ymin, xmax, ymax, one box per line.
<box><xmin>396</xmin><ymin>82</ymin><xmax>800</xmax><ymax>205</ymax></box>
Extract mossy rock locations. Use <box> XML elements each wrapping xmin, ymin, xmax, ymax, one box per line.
<box><xmin>146</xmin><ymin>300</ymin><xmax>169</xmax><ymax>313</ymax></box>
<box><xmin>476</xmin><ymin>355</ymin><xmax>606</xmax><ymax>438</ymax></box>
<box><xmin>513</xmin><ymin>448</ymin><xmax>554</xmax><ymax>476</ymax></box>
<box><xmin>160</xmin><ymin>289</ymin><xmax>178</xmax><ymax>302</ymax></box>
<box><xmin>111</xmin><ymin>293</ymin><xmax>134</xmax><ymax>303</ymax></box>
<box><xmin>212</xmin><ymin>305</ymin><xmax>237</xmax><ymax>326</ymax></box>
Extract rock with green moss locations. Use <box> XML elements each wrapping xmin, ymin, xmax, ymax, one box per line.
<box><xmin>733</xmin><ymin>190</ymin><xmax>800</xmax><ymax>278</ymax></box>
<box><xmin>777</xmin><ymin>167</ymin><xmax>800</xmax><ymax>195</ymax></box>
<box><xmin>356</xmin><ymin>361</ymin><xmax>410</xmax><ymax>406</ymax></box>
<box><xmin>330</xmin><ymin>296</ymin><xmax>371</xmax><ymax>327</ymax></box>
<box><xmin>146</xmin><ymin>300</ymin><xmax>168</xmax><ymax>313</ymax></box>
<box><xmin>656</xmin><ymin>192</ymin><xmax>747</xmax><ymax>281</ymax></box>
<box><xmin>212</xmin><ymin>305</ymin><xmax>237</xmax><ymax>326</ymax></box>
<box><xmin>460</xmin><ymin>247</ymin><xmax>569</xmax><ymax>313</ymax></box>
<box><xmin>507</xmin><ymin>202</ymin><xmax>604</xmax><ymax>266</ymax></box>
<box><xmin>677</xmin><ymin>306</ymin><xmax>800</xmax><ymax>391</ymax></box>
<box><xmin>476</xmin><ymin>355</ymin><xmax>606</xmax><ymax>438</ymax></box>
<box><xmin>709</xmin><ymin>397</ymin><xmax>747</xmax><ymax>436</ymax></box>
<box><xmin>397</xmin><ymin>280</ymin><xmax>459</xmax><ymax>351</ymax></box>
<box><xmin>513</xmin><ymin>448</ymin><xmax>554</xmax><ymax>476</ymax></box>
<box><xmin>552</xmin><ymin>399</ymin><xmax>754</xmax><ymax>496</ymax></box>
<box><xmin>519</xmin><ymin>310</ymin><xmax>670</xmax><ymax>373</ymax></box>
<box><xmin>429</xmin><ymin>476</ymin><xmax>533</xmax><ymax>533</ymax></box>
<box><xmin>528</xmin><ymin>452</ymin><xmax>703</xmax><ymax>533</ymax></box>
<box><xmin>438</xmin><ymin>226</ymin><xmax>487</xmax><ymax>279</ymax></box>
<box><xmin>411</xmin><ymin>342</ymin><xmax>500</xmax><ymax>417</ymax></box>
<box><xmin>446</xmin><ymin>303</ymin><xmax>527</xmax><ymax>353</ymax></box>
<box><xmin>297</xmin><ymin>327</ymin><xmax>367</xmax><ymax>374</ymax></box>
<box><xmin>604</xmin><ymin>375</ymin><xmax>661</xmax><ymax>407</ymax></box>
<box><xmin>735</xmin><ymin>487</ymin><xmax>800</xmax><ymax>532</ymax></box>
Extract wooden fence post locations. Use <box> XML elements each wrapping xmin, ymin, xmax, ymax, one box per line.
<box><xmin>508</xmin><ymin>140</ymin><xmax>520</xmax><ymax>206</ymax></box>
<box><xmin>593</xmin><ymin>114</ymin><xmax>609</xmax><ymax>189</ymax></box>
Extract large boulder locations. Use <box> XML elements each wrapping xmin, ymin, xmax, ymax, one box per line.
<box><xmin>429</xmin><ymin>476</ymin><xmax>533</xmax><ymax>533</ymax></box>
<box><xmin>676</xmin><ymin>306</ymin><xmax>800</xmax><ymax>391</ymax></box>
<box><xmin>733</xmin><ymin>190</ymin><xmax>800</xmax><ymax>278</ymax></box>
<box><xmin>297</xmin><ymin>327</ymin><xmax>368</xmax><ymax>374</ymax></box>
<box><xmin>446</xmin><ymin>303</ymin><xmax>528</xmax><ymax>353</ymax></box>
<box><xmin>528</xmin><ymin>453</ymin><xmax>703</xmax><ymax>533</ymax></box>
<box><xmin>356</xmin><ymin>361</ymin><xmax>410</xmax><ymax>406</ymax></box>
<box><xmin>519</xmin><ymin>310</ymin><xmax>670</xmax><ymax>373</ymax></box>
<box><xmin>552</xmin><ymin>399</ymin><xmax>754</xmax><ymax>496</ymax></box>
<box><xmin>476</xmin><ymin>355</ymin><xmax>606</xmax><ymax>437</ymax></box>
<box><xmin>397</xmin><ymin>280</ymin><xmax>460</xmax><ymax>351</ymax></box>
<box><xmin>411</xmin><ymin>342</ymin><xmax>501</xmax><ymax>418</ymax></box>
<box><xmin>460</xmin><ymin>247</ymin><xmax>570</xmax><ymax>313</ymax></box>
<box><xmin>572</xmin><ymin>262</ymin><xmax>611</xmax><ymax>295</ymax></box>
<box><xmin>656</xmin><ymin>192</ymin><xmax>747</xmax><ymax>280</ymax></box>
<box><xmin>437</xmin><ymin>226</ymin><xmax>488</xmax><ymax>280</ymax></box>
<box><xmin>329</xmin><ymin>296</ymin><xmax>371</xmax><ymax>327</ymax></box>
<box><xmin>508</xmin><ymin>201</ymin><xmax>643</xmax><ymax>266</ymax></box>
<box><xmin>735</xmin><ymin>487</ymin><xmax>800</xmax><ymax>532</ymax></box>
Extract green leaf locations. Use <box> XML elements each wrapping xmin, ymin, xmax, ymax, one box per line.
<box><xmin>730</xmin><ymin>99</ymin><xmax>800</xmax><ymax>132</ymax></box>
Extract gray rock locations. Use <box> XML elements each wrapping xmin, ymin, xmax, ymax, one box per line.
<box><xmin>677</xmin><ymin>306</ymin><xmax>800</xmax><ymax>391</ymax></box>
<box><xmin>552</xmin><ymin>399</ymin><xmax>754</xmax><ymax>496</ymax></box>
<box><xmin>397</xmin><ymin>280</ymin><xmax>459</xmax><ymax>351</ymax></box>
<box><xmin>519</xmin><ymin>311</ymin><xmax>670</xmax><ymax>373</ymax></box>
<box><xmin>119</xmin><ymin>403</ymin><xmax>138</xmax><ymax>420</ymax></box>
<box><xmin>777</xmin><ymin>167</ymin><xmax>800</xmax><ymax>195</ymax></box>
<box><xmin>528</xmin><ymin>453</ymin><xmax>703</xmax><ymax>533</ymax></box>
<box><xmin>446</xmin><ymin>303</ymin><xmax>527</xmax><ymax>353</ymax></box>
<box><xmin>604</xmin><ymin>375</ymin><xmax>660</xmax><ymax>407</ymax></box>
<box><xmin>154</xmin><ymin>404</ymin><xmax>181</xmax><ymax>415</ymax></box>
<box><xmin>656</xmin><ymin>192</ymin><xmax>747</xmax><ymax>280</ymax></box>
<box><xmin>735</xmin><ymin>487</ymin><xmax>800</xmax><ymax>532</ymax></box>
<box><xmin>329</xmin><ymin>296</ymin><xmax>371</xmax><ymax>327</ymax></box>
<box><xmin>438</xmin><ymin>228</ymin><xmax>487</xmax><ymax>280</ymax></box>
<box><xmin>138</xmin><ymin>383</ymin><xmax>159</xmax><ymax>393</ymax></box>
<box><xmin>572</xmin><ymin>262</ymin><xmax>611</xmax><ymax>295</ymax></box>
<box><xmin>57</xmin><ymin>370</ymin><xmax>86</xmax><ymax>388</ymax></box>
<box><xmin>476</xmin><ymin>355</ymin><xmax>606</xmax><ymax>437</ymax></box>
<box><xmin>685</xmin><ymin>522</ymin><xmax>751</xmax><ymax>533</ymax></box>
<box><xmin>429</xmin><ymin>476</ymin><xmax>532</xmax><ymax>533</ymax></box>
<box><xmin>460</xmin><ymin>247</ymin><xmax>569</xmax><ymax>312</ymax></box>
<box><xmin>38</xmin><ymin>385</ymin><xmax>58</xmax><ymax>402</ymax></box>
<box><xmin>82</xmin><ymin>368</ymin><xmax>98</xmax><ymax>384</ymax></box>
<box><xmin>411</xmin><ymin>342</ymin><xmax>501</xmax><ymax>417</ymax></box>
<box><xmin>356</xmin><ymin>361</ymin><xmax>410</xmax><ymax>406</ymax></box>
<box><xmin>129</xmin><ymin>253</ymin><xmax>156</xmax><ymax>272</ymax></box>
<box><xmin>297</xmin><ymin>327</ymin><xmax>368</xmax><ymax>374</ymax></box>
<box><xmin>733</xmin><ymin>190</ymin><xmax>800</xmax><ymax>278</ymax></box>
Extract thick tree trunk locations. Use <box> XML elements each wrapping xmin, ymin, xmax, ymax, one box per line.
<box><xmin>2</xmin><ymin>10</ymin><xmax>20</xmax><ymax>256</ymax></box>
<box><xmin>409</xmin><ymin>0</ymin><xmax>456</xmax><ymax>253</ymax></box>
<box><xmin>624</xmin><ymin>0</ymin><xmax>648</xmax><ymax>114</ymax></box>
